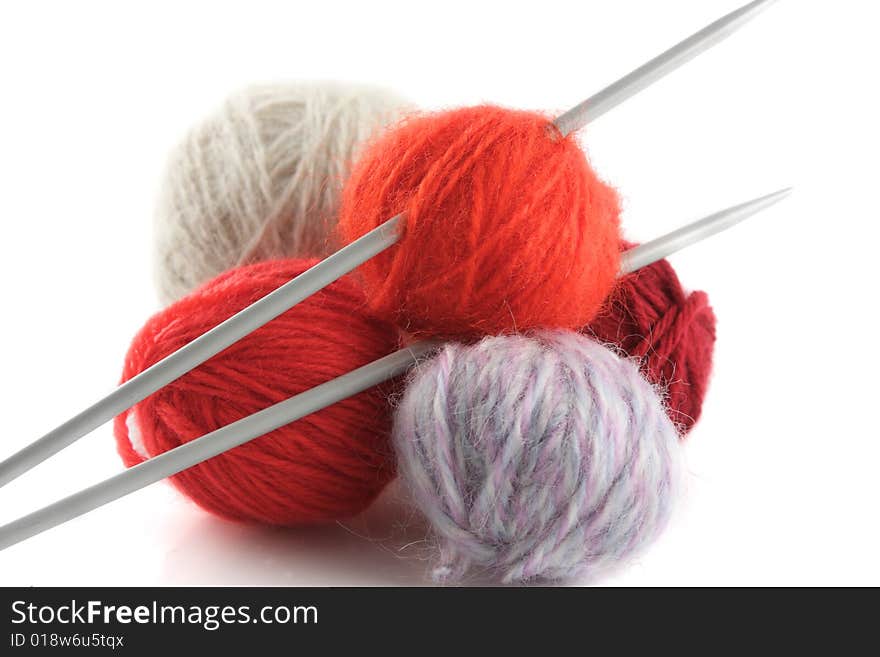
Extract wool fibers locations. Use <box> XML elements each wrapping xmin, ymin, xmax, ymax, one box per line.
<box><xmin>393</xmin><ymin>331</ymin><xmax>682</xmax><ymax>583</ymax></box>
<box><xmin>154</xmin><ymin>81</ymin><xmax>410</xmax><ymax>304</ymax></box>
<box><xmin>339</xmin><ymin>105</ymin><xmax>621</xmax><ymax>340</ymax></box>
<box><xmin>116</xmin><ymin>259</ymin><xmax>403</xmax><ymax>525</ymax></box>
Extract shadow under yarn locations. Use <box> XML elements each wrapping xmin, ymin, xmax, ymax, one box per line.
<box><xmin>158</xmin><ymin>480</ymin><xmax>437</xmax><ymax>586</ymax></box>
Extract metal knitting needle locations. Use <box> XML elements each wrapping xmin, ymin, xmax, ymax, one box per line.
<box><xmin>553</xmin><ymin>0</ymin><xmax>779</xmax><ymax>137</ymax></box>
<box><xmin>0</xmin><ymin>188</ymin><xmax>791</xmax><ymax>551</ymax></box>
<box><xmin>0</xmin><ymin>0</ymin><xmax>778</xmax><ymax>490</ymax></box>
<box><xmin>0</xmin><ymin>216</ymin><xmax>400</xmax><ymax>489</ymax></box>
<box><xmin>620</xmin><ymin>187</ymin><xmax>792</xmax><ymax>274</ymax></box>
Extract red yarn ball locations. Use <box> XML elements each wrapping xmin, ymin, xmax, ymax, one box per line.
<box><xmin>114</xmin><ymin>259</ymin><xmax>402</xmax><ymax>526</ymax></box>
<box><xmin>585</xmin><ymin>249</ymin><xmax>716</xmax><ymax>433</ymax></box>
<box><xmin>339</xmin><ymin>105</ymin><xmax>621</xmax><ymax>340</ymax></box>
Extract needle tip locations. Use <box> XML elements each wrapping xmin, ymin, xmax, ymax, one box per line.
<box><xmin>619</xmin><ymin>185</ymin><xmax>792</xmax><ymax>275</ymax></box>
<box><xmin>757</xmin><ymin>186</ymin><xmax>794</xmax><ymax>205</ymax></box>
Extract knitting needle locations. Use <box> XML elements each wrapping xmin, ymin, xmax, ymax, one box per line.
<box><xmin>620</xmin><ymin>188</ymin><xmax>792</xmax><ymax>274</ymax></box>
<box><xmin>0</xmin><ymin>216</ymin><xmax>401</xmax><ymax>489</ymax></box>
<box><xmin>0</xmin><ymin>342</ymin><xmax>438</xmax><ymax>552</ymax></box>
<box><xmin>0</xmin><ymin>188</ymin><xmax>791</xmax><ymax>551</ymax></box>
<box><xmin>0</xmin><ymin>0</ymin><xmax>778</xmax><ymax>490</ymax></box>
<box><xmin>553</xmin><ymin>0</ymin><xmax>779</xmax><ymax>137</ymax></box>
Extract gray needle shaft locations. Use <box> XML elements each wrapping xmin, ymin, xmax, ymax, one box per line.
<box><xmin>0</xmin><ymin>342</ymin><xmax>437</xmax><ymax>551</ymax></box>
<box><xmin>553</xmin><ymin>0</ymin><xmax>778</xmax><ymax>137</ymax></box>
<box><xmin>0</xmin><ymin>215</ymin><xmax>402</xmax><ymax>488</ymax></box>
<box><xmin>0</xmin><ymin>188</ymin><xmax>790</xmax><ymax>551</ymax></box>
<box><xmin>0</xmin><ymin>1</ymin><xmax>780</xmax><ymax>490</ymax></box>
<box><xmin>620</xmin><ymin>188</ymin><xmax>792</xmax><ymax>275</ymax></box>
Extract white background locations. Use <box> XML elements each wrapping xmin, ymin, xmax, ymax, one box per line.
<box><xmin>0</xmin><ymin>0</ymin><xmax>877</xmax><ymax>586</ymax></box>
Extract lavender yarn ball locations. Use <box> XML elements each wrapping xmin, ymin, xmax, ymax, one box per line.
<box><xmin>393</xmin><ymin>331</ymin><xmax>683</xmax><ymax>583</ymax></box>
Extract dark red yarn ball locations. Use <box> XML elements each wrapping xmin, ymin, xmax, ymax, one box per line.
<box><xmin>114</xmin><ymin>259</ymin><xmax>402</xmax><ymax>526</ymax></box>
<box><xmin>585</xmin><ymin>249</ymin><xmax>717</xmax><ymax>434</ymax></box>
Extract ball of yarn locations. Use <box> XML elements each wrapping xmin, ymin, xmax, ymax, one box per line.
<box><xmin>586</xmin><ymin>248</ymin><xmax>716</xmax><ymax>433</ymax></box>
<box><xmin>393</xmin><ymin>331</ymin><xmax>681</xmax><ymax>583</ymax></box>
<box><xmin>339</xmin><ymin>105</ymin><xmax>621</xmax><ymax>340</ymax></box>
<box><xmin>154</xmin><ymin>81</ymin><xmax>410</xmax><ymax>304</ymax></box>
<box><xmin>115</xmin><ymin>259</ymin><xmax>402</xmax><ymax>526</ymax></box>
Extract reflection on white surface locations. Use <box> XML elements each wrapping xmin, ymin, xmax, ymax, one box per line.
<box><xmin>159</xmin><ymin>480</ymin><xmax>435</xmax><ymax>586</ymax></box>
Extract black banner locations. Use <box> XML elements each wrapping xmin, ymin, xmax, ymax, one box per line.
<box><xmin>0</xmin><ymin>587</ymin><xmax>865</xmax><ymax>652</ymax></box>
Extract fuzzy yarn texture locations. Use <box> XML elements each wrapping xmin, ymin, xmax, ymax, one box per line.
<box><xmin>154</xmin><ymin>81</ymin><xmax>410</xmax><ymax>304</ymax></box>
<box><xmin>115</xmin><ymin>259</ymin><xmax>402</xmax><ymax>526</ymax></box>
<box><xmin>586</xmin><ymin>247</ymin><xmax>717</xmax><ymax>433</ymax></box>
<box><xmin>393</xmin><ymin>331</ymin><xmax>682</xmax><ymax>583</ymax></box>
<box><xmin>339</xmin><ymin>105</ymin><xmax>621</xmax><ymax>340</ymax></box>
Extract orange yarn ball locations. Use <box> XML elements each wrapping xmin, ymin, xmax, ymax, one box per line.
<box><xmin>114</xmin><ymin>259</ymin><xmax>402</xmax><ymax>527</ymax></box>
<box><xmin>339</xmin><ymin>105</ymin><xmax>621</xmax><ymax>340</ymax></box>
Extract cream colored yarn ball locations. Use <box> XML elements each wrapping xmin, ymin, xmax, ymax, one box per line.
<box><xmin>154</xmin><ymin>81</ymin><xmax>410</xmax><ymax>304</ymax></box>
